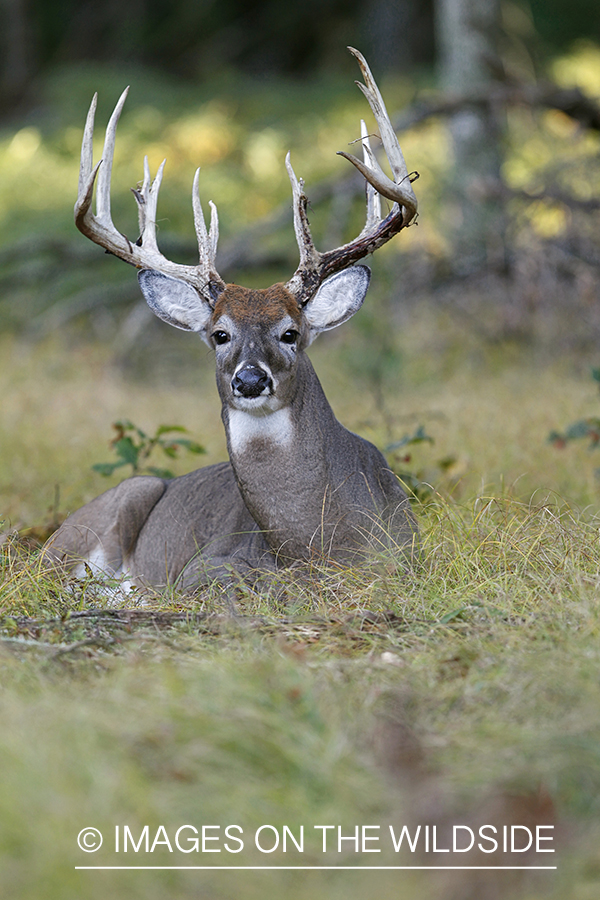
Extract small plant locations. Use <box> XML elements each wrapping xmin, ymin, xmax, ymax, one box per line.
<box><xmin>386</xmin><ymin>424</ymin><xmax>434</xmax><ymax>455</ymax></box>
<box><xmin>92</xmin><ymin>420</ymin><xmax>205</xmax><ymax>479</ymax></box>
<box><xmin>385</xmin><ymin>426</ymin><xmax>464</xmax><ymax>500</ymax></box>
<box><xmin>549</xmin><ymin>368</ymin><xmax>600</xmax><ymax>462</ymax></box>
<box><xmin>385</xmin><ymin>426</ymin><xmax>434</xmax><ymax>499</ymax></box>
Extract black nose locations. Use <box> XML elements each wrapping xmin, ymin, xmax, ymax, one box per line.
<box><xmin>232</xmin><ymin>365</ymin><xmax>272</xmax><ymax>398</ymax></box>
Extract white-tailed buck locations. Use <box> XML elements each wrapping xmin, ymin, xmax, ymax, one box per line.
<box><xmin>44</xmin><ymin>48</ymin><xmax>419</xmax><ymax>592</ymax></box>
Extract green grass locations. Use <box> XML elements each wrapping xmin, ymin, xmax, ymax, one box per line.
<box><xmin>2</xmin><ymin>495</ymin><xmax>600</xmax><ymax>898</ymax></box>
<box><xmin>2</xmin><ymin>47</ymin><xmax>600</xmax><ymax>899</ymax></box>
<box><xmin>2</xmin><ymin>318</ymin><xmax>600</xmax><ymax>897</ymax></box>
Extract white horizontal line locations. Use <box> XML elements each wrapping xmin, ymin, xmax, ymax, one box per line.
<box><xmin>75</xmin><ymin>865</ymin><xmax>558</xmax><ymax>871</ymax></box>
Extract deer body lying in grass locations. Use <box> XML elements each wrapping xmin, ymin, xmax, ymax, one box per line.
<box><xmin>43</xmin><ymin>48</ymin><xmax>419</xmax><ymax>592</ymax></box>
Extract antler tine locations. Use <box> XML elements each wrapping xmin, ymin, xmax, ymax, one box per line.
<box><xmin>208</xmin><ymin>201</ymin><xmax>219</xmax><ymax>265</ymax></box>
<box><xmin>192</xmin><ymin>168</ymin><xmax>209</xmax><ymax>263</ymax></box>
<box><xmin>340</xmin><ymin>47</ymin><xmax>417</xmax><ymax>223</ymax></box>
<box><xmin>139</xmin><ymin>157</ymin><xmax>166</xmax><ymax>254</ymax></box>
<box><xmin>78</xmin><ymin>92</ymin><xmax>98</xmax><ymax>197</ymax></box>
<box><xmin>360</xmin><ymin>119</ymin><xmax>381</xmax><ymax>234</ymax></box>
<box><xmin>95</xmin><ymin>87</ymin><xmax>129</xmax><ymax>224</ymax></box>
<box><xmin>284</xmin><ymin>152</ymin><xmax>322</xmax><ymax>299</ymax></box>
<box><xmin>192</xmin><ymin>169</ymin><xmax>225</xmax><ymax>291</ymax></box>
<box><xmin>285</xmin><ymin>154</ymin><xmax>323</xmax><ymax>301</ymax></box>
<box><xmin>74</xmin><ymin>92</ymin><xmax>103</xmax><ymax>229</ymax></box>
<box><xmin>132</xmin><ymin>155</ymin><xmax>152</xmax><ymax>235</ymax></box>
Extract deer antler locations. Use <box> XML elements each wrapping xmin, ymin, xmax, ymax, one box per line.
<box><xmin>74</xmin><ymin>88</ymin><xmax>225</xmax><ymax>299</ymax></box>
<box><xmin>284</xmin><ymin>46</ymin><xmax>418</xmax><ymax>306</ymax></box>
<box><xmin>75</xmin><ymin>49</ymin><xmax>416</xmax><ymax>308</ymax></box>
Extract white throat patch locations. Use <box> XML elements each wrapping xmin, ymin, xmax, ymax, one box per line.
<box><xmin>228</xmin><ymin>407</ymin><xmax>293</xmax><ymax>454</ymax></box>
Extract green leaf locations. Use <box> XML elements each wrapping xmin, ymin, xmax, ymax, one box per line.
<box><xmin>93</xmin><ymin>418</ymin><xmax>205</xmax><ymax>482</ymax></box>
<box><xmin>172</xmin><ymin>439</ymin><xmax>206</xmax><ymax>454</ymax></box>
<box><xmin>156</xmin><ymin>425</ymin><xmax>188</xmax><ymax>436</ymax></box>
<box><xmin>385</xmin><ymin>425</ymin><xmax>434</xmax><ymax>452</ymax></box>
<box><xmin>439</xmin><ymin>607</ymin><xmax>469</xmax><ymax>624</ymax></box>
<box><xmin>113</xmin><ymin>419</ymin><xmax>147</xmax><ymax>441</ymax></box>
<box><xmin>113</xmin><ymin>419</ymin><xmax>136</xmax><ymax>433</ymax></box>
<box><xmin>113</xmin><ymin>437</ymin><xmax>140</xmax><ymax>467</ymax></box>
<box><xmin>91</xmin><ymin>461</ymin><xmax>127</xmax><ymax>477</ymax></box>
<box><xmin>146</xmin><ymin>466</ymin><xmax>175</xmax><ymax>479</ymax></box>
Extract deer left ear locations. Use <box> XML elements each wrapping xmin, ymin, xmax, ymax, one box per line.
<box><xmin>302</xmin><ymin>266</ymin><xmax>370</xmax><ymax>342</ymax></box>
<box><xmin>138</xmin><ymin>269</ymin><xmax>214</xmax><ymax>344</ymax></box>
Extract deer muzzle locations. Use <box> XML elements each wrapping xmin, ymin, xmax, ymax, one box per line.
<box><xmin>231</xmin><ymin>365</ymin><xmax>273</xmax><ymax>399</ymax></box>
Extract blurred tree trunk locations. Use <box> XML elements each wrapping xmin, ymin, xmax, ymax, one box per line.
<box><xmin>362</xmin><ymin>0</ymin><xmax>434</xmax><ymax>74</ymax></box>
<box><xmin>0</xmin><ymin>0</ymin><xmax>34</xmax><ymax>108</ymax></box>
<box><xmin>435</xmin><ymin>0</ymin><xmax>506</xmax><ymax>274</ymax></box>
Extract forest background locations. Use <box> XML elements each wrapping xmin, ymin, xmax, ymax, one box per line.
<box><xmin>1</xmin><ymin>2</ymin><xmax>600</xmax><ymax>899</ymax></box>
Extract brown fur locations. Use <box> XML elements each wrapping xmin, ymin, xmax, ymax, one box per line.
<box><xmin>213</xmin><ymin>284</ymin><xmax>302</xmax><ymax>327</ymax></box>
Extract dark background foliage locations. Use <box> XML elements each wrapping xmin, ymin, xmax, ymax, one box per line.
<box><xmin>0</xmin><ymin>0</ymin><xmax>599</xmax><ymax>361</ymax></box>
<box><xmin>2</xmin><ymin>0</ymin><xmax>598</xmax><ymax>112</ymax></box>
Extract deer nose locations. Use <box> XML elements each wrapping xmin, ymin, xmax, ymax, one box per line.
<box><xmin>231</xmin><ymin>365</ymin><xmax>272</xmax><ymax>398</ymax></box>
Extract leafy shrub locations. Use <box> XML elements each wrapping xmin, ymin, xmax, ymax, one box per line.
<box><xmin>92</xmin><ymin>420</ymin><xmax>205</xmax><ymax>479</ymax></box>
<box><xmin>549</xmin><ymin>368</ymin><xmax>600</xmax><ymax>465</ymax></box>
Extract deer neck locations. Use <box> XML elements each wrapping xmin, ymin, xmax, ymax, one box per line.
<box><xmin>222</xmin><ymin>353</ymin><xmax>341</xmax><ymax>558</ymax></box>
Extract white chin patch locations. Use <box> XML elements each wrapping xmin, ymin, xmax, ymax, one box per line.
<box><xmin>228</xmin><ymin>407</ymin><xmax>293</xmax><ymax>453</ymax></box>
<box><xmin>231</xmin><ymin>394</ymin><xmax>276</xmax><ymax>412</ymax></box>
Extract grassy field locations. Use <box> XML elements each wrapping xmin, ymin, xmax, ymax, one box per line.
<box><xmin>2</xmin><ymin>306</ymin><xmax>600</xmax><ymax>900</ymax></box>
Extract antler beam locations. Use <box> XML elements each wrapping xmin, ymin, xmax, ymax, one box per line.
<box><xmin>284</xmin><ymin>46</ymin><xmax>418</xmax><ymax>306</ymax></box>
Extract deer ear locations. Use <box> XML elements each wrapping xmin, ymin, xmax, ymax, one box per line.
<box><xmin>138</xmin><ymin>270</ymin><xmax>214</xmax><ymax>343</ymax></box>
<box><xmin>302</xmin><ymin>266</ymin><xmax>370</xmax><ymax>342</ymax></box>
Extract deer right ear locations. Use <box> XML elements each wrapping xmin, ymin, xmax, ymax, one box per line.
<box><xmin>138</xmin><ymin>270</ymin><xmax>214</xmax><ymax>343</ymax></box>
<box><xmin>302</xmin><ymin>266</ymin><xmax>370</xmax><ymax>344</ymax></box>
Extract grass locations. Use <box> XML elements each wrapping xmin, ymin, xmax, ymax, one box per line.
<box><xmin>2</xmin><ymin>311</ymin><xmax>600</xmax><ymax>898</ymax></box>
<box><xmin>1</xmin><ymin>45</ymin><xmax>600</xmax><ymax>898</ymax></box>
<box><xmin>2</xmin><ymin>495</ymin><xmax>600</xmax><ymax>898</ymax></box>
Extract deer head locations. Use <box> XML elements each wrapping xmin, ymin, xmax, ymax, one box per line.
<box><xmin>137</xmin><ymin>266</ymin><xmax>370</xmax><ymax>415</ymax></box>
<box><xmin>74</xmin><ymin>48</ymin><xmax>418</xmax><ymax>360</ymax></box>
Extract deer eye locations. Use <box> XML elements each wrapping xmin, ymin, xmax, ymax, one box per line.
<box><xmin>280</xmin><ymin>329</ymin><xmax>299</xmax><ymax>345</ymax></box>
<box><xmin>212</xmin><ymin>331</ymin><xmax>230</xmax><ymax>345</ymax></box>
